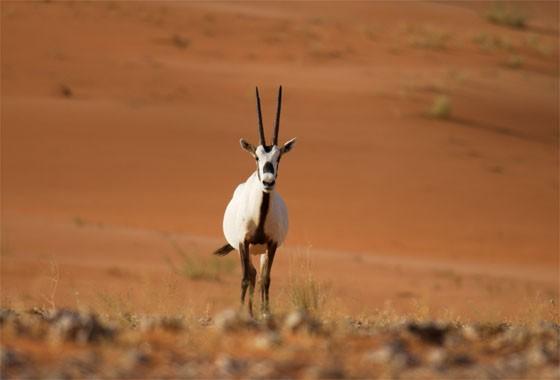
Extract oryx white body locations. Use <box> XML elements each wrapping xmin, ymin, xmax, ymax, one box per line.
<box><xmin>223</xmin><ymin>171</ymin><xmax>289</xmax><ymax>255</ymax></box>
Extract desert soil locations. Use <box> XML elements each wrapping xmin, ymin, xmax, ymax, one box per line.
<box><xmin>1</xmin><ymin>1</ymin><xmax>559</xmax><ymax>377</ymax></box>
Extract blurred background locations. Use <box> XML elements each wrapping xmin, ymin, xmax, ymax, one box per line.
<box><xmin>1</xmin><ymin>1</ymin><xmax>558</xmax><ymax>320</ymax></box>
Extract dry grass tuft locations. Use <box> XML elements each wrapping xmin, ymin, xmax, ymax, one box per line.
<box><xmin>40</xmin><ymin>259</ymin><xmax>60</xmax><ymax>312</ymax></box>
<box><xmin>285</xmin><ymin>249</ymin><xmax>330</xmax><ymax>315</ymax></box>
<box><xmin>171</xmin><ymin>33</ymin><xmax>190</xmax><ymax>49</ymax></box>
<box><xmin>59</xmin><ymin>83</ymin><xmax>73</xmax><ymax>98</ymax></box>
<box><xmin>485</xmin><ymin>4</ymin><xmax>527</xmax><ymax>29</ymax></box>
<box><xmin>428</xmin><ymin>95</ymin><xmax>452</xmax><ymax>119</ymax></box>
<box><xmin>166</xmin><ymin>239</ymin><xmax>235</xmax><ymax>282</ymax></box>
<box><xmin>406</xmin><ymin>25</ymin><xmax>451</xmax><ymax>50</ymax></box>
<box><xmin>472</xmin><ymin>32</ymin><xmax>513</xmax><ymax>52</ymax></box>
<box><xmin>504</xmin><ymin>54</ymin><xmax>524</xmax><ymax>69</ymax></box>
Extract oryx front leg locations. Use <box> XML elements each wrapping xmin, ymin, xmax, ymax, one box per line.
<box><xmin>260</xmin><ymin>242</ymin><xmax>277</xmax><ymax>316</ymax></box>
<box><xmin>239</xmin><ymin>240</ymin><xmax>256</xmax><ymax>317</ymax></box>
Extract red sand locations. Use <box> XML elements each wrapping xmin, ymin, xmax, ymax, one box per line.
<box><xmin>1</xmin><ymin>1</ymin><xmax>558</xmax><ymax>319</ymax></box>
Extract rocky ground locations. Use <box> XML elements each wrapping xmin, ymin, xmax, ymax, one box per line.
<box><xmin>1</xmin><ymin>308</ymin><xmax>559</xmax><ymax>379</ymax></box>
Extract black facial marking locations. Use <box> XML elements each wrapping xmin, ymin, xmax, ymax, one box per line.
<box><xmin>263</xmin><ymin>162</ymin><xmax>274</xmax><ymax>174</ymax></box>
<box><xmin>263</xmin><ymin>145</ymin><xmax>272</xmax><ymax>153</ymax></box>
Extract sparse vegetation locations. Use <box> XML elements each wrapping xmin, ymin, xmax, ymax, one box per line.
<box><xmin>485</xmin><ymin>4</ymin><xmax>527</xmax><ymax>29</ymax></box>
<box><xmin>40</xmin><ymin>260</ymin><xmax>59</xmax><ymax>311</ymax></box>
<box><xmin>360</xmin><ymin>25</ymin><xmax>379</xmax><ymax>41</ymax></box>
<box><xmin>59</xmin><ymin>83</ymin><xmax>73</xmax><ymax>98</ymax></box>
<box><xmin>167</xmin><ymin>240</ymin><xmax>235</xmax><ymax>282</ymax></box>
<box><xmin>171</xmin><ymin>33</ymin><xmax>189</xmax><ymax>49</ymax></box>
<box><xmin>286</xmin><ymin>251</ymin><xmax>329</xmax><ymax>314</ymax></box>
<box><xmin>429</xmin><ymin>94</ymin><xmax>452</xmax><ymax>119</ymax></box>
<box><xmin>73</xmin><ymin>216</ymin><xmax>86</xmax><ymax>227</ymax></box>
<box><xmin>1</xmin><ymin>306</ymin><xmax>559</xmax><ymax>379</ymax></box>
<box><xmin>72</xmin><ymin>217</ymin><xmax>104</xmax><ymax>229</ymax></box>
<box><xmin>504</xmin><ymin>54</ymin><xmax>524</xmax><ymax>69</ymax></box>
<box><xmin>406</xmin><ymin>25</ymin><xmax>451</xmax><ymax>50</ymax></box>
<box><xmin>308</xmin><ymin>41</ymin><xmax>345</xmax><ymax>60</ymax></box>
<box><xmin>287</xmin><ymin>271</ymin><xmax>326</xmax><ymax>314</ymax></box>
<box><xmin>525</xmin><ymin>33</ymin><xmax>554</xmax><ymax>57</ymax></box>
<box><xmin>472</xmin><ymin>32</ymin><xmax>512</xmax><ymax>52</ymax></box>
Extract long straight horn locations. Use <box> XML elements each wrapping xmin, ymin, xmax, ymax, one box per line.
<box><xmin>273</xmin><ymin>86</ymin><xmax>282</xmax><ymax>146</ymax></box>
<box><xmin>255</xmin><ymin>87</ymin><xmax>266</xmax><ymax>146</ymax></box>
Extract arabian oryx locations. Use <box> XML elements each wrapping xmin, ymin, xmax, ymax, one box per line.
<box><xmin>213</xmin><ymin>86</ymin><xmax>296</xmax><ymax>317</ymax></box>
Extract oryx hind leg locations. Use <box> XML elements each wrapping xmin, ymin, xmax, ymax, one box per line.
<box><xmin>239</xmin><ymin>240</ymin><xmax>256</xmax><ymax>317</ymax></box>
<box><xmin>259</xmin><ymin>254</ymin><xmax>268</xmax><ymax>309</ymax></box>
<box><xmin>260</xmin><ymin>241</ymin><xmax>277</xmax><ymax>316</ymax></box>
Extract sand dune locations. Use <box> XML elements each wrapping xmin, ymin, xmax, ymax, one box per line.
<box><xmin>1</xmin><ymin>1</ymin><xmax>558</xmax><ymax>318</ymax></box>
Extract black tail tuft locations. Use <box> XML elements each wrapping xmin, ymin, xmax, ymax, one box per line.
<box><xmin>213</xmin><ymin>243</ymin><xmax>234</xmax><ymax>256</ymax></box>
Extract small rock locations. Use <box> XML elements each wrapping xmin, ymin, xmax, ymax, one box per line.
<box><xmin>248</xmin><ymin>360</ymin><xmax>275</xmax><ymax>379</ymax></box>
<box><xmin>284</xmin><ymin>310</ymin><xmax>321</xmax><ymax>334</ymax></box>
<box><xmin>1</xmin><ymin>347</ymin><xmax>28</xmax><ymax>370</ymax></box>
<box><xmin>177</xmin><ymin>363</ymin><xmax>200</xmax><ymax>378</ymax></box>
<box><xmin>214</xmin><ymin>309</ymin><xmax>256</xmax><ymax>332</ymax></box>
<box><xmin>504</xmin><ymin>353</ymin><xmax>527</xmax><ymax>373</ymax></box>
<box><xmin>407</xmin><ymin>321</ymin><xmax>450</xmax><ymax>346</ymax></box>
<box><xmin>198</xmin><ymin>316</ymin><xmax>212</xmax><ymax>327</ymax></box>
<box><xmin>449</xmin><ymin>353</ymin><xmax>474</xmax><ymax>367</ymax></box>
<box><xmin>462</xmin><ymin>325</ymin><xmax>479</xmax><ymax>341</ymax></box>
<box><xmin>59</xmin><ymin>352</ymin><xmax>98</xmax><ymax>378</ymax></box>
<box><xmin>367</xmin><ymin>339</ymin><xmax>418</xmax><ymax>369</ymax></box>
<box><xmin>0</xmin><ymin>309</ymin><xmax>18</xmax><ymax>325</ymax></box>
<box><xmin>214</xmin><ymin>309</ymin><xmax>238</xmax><ymax>331</ymax></box>
<box><xmin>426</xmin><ymin>348</ymin><xmax>447</xmax><ymax>368</ymax></box>
<box><xmin>215</xmin><ymin>354</ymin><xmax>247</xmax><ymax>376</ymax></box>
<box><xmin>304</xmin><ymin>364</ymin><xmax>345</xmax><ymax>379</ymax></box>
<box><xmin>253</xmin><ymin>331</ymin><xmax>281</xmax><ymax>349</ymax></box>
<box><xmin>44</xmin><ymin>309</ymin><xmax>115</xmax><ymax>343</ymax></box>
<box><xmin>284</xmin><ymin>310</ymin><xmax>306</xmax><ymax>330</ymax></box>
<box><xmin>526</xmin><ymin>345</ymin><xmax>547</xmax><ymax>366</ymax></box>
<box><xmin>122</xmin><ymin>343</ymin><xmax>152</xmax><ymax>370</ymax></box>
<box><xmin>137</xmin><ymin>315</ymin><xmax>184</xmax><ymax>332</ymax></box>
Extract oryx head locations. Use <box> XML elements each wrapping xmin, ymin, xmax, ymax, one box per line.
<box><xmin>240</xmin><ymin>86</ymin><xmax>296</xmax><ymax>193</ymax></box>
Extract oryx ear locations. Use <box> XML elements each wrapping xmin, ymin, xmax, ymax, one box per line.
<box><xmin>240</xmin><ymin>138</ymin><xmax>256</xmax><ymax>157</ymax></box>
<box><xmin>281</xmin><ymin>137</ymin><xmax>296</xmax><ymax>154</ymax></box>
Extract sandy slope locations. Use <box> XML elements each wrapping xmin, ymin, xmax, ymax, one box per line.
<box><xmin>1</xmin><ymin>2</ymin><xmax>558</xmax><ymax>317</ymax></box>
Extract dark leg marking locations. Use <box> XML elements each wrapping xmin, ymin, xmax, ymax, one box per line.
<box><xmin>248</xmin><ymin>261</ymin><xmax>256</xmax><ymax>317</ymax></box>
<box><xmin>261</xmin><ymin>241</ymin><xmax>277</xmax><ymax>314</ymax></box>
<box><xmin>239</xmin><ymin>242</ymin><xmax>248</xmax><ymax>304</ymax></box>
<box><xmin>259</xmin><ymin>256</ymin><xmax>268</xmax><ymax>309</ymax></box>
<box><xmin>239</xmin><ymin>240</ymin><xmax>255</xmax><ymax>317</ymax></box>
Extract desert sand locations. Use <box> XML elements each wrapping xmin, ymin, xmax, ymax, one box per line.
<box><xmin>2</xmin><ymin>1</ymin><xmax>559</xmax><ymax>378</ymax></box>
<box><xmin>1</xmin><ymin>0</ymin><xmax>558</xmax><ymax>366</ymax></box>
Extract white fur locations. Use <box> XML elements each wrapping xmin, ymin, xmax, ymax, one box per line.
<box><xmin>223</xmin><ymin>171</ymin><xmax>289</xmax><ymax>255</ymax></box>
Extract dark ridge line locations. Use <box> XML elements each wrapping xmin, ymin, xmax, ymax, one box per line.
<box><xmin>441</xmin><ymin>116</ymin><xmax>558</xmax><ymax>145</ymax></box>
